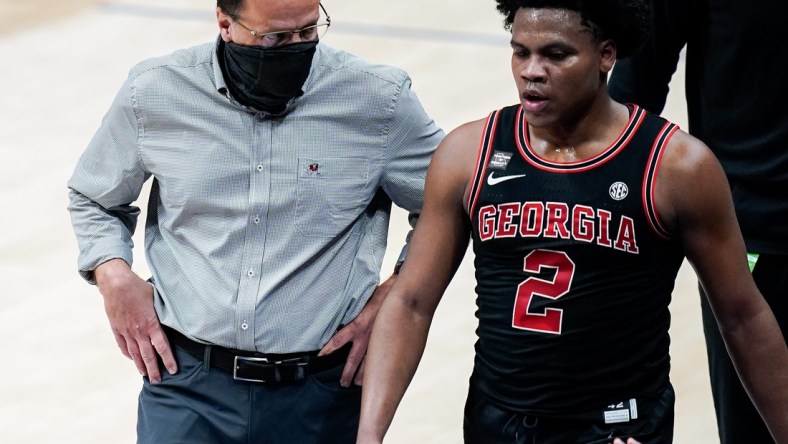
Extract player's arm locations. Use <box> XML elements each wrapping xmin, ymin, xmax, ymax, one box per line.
<box><xmin>657</xmin><ymin>131</ymin><xmax>788</xmax><ymax>442</ymax></box>
<box><xmin>356</xmin><ymin>119</ymin><xmax>483</xmax><ymax>444</ymax></box>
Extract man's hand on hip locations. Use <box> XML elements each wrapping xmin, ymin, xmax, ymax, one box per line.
<box><xmin>319</xmin><ymin>274</ymin><xmax>397</xmax><ymax>388</ymax></box>
<box><xmin>95</xmin><ymin>259</ymin><xmax>177</xmax><ymax>383</ymax></box>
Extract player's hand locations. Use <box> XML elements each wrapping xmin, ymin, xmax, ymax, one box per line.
<box><xmin>319</xmin><ymin>274</ymin><xmax>397</xmax><ymax>387</ymax></box>
<box><xmin>611</xmin><ymin>438</ymin><xmax>642</xmax><ymax>444</ymax></box>
<box><xmin>95</xmin><ymin>259</ymin><xmax>176</xmax><ymax>383</ymax></box>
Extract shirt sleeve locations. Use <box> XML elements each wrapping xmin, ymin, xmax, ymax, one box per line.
<box><xmin>66</xmin><ymin>77</ymin><xmax>150</xmax><ymax>284</ymax></box>
<box><xmin>380</xmin><ymin>76</ymin><xmax>444</xmax><ymax>214</ymax></box>
<box><xmin>380</xmin><ymin>76</ymin><xmax>443</xmax><ymax>268</ymax></box>
<box><xmin>608</xmin><ymin>0</ymin><xmax>698</xmax><ymax>114</ymax></box>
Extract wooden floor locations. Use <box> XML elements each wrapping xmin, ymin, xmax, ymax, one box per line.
<box><xmin>0</xmin><ymin>1</ymin><xmax>717</xmax><ymax>442</ymax></box>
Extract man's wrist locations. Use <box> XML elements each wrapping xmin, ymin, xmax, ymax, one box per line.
<box><xmin>95</xmin><ymin>258</ymin><xmax>134</xmax><ymax>288</ymax></box>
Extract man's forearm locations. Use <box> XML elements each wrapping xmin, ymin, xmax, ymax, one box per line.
<box><xmin>68</xmin><ymin>188</ymin><xmax>138</xmax><ymax>283</ymax></box>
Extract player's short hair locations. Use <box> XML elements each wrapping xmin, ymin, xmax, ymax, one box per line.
<box><xmin>494</xmin><ymin>0</ymin><xmax>650</xmax><ymax>59</ymax></box>
<box><xmin>217</xmin><ymin>0</ymin><xmax>244</xmax><ymax>19</ymax></box>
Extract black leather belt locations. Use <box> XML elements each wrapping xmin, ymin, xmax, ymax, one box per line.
<box><xmin>163</xmin><ymin>325</ymin><xmax>350</xmax><ymax>384</ymax></box>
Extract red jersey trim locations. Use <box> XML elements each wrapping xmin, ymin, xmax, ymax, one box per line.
<box><xmin>642</xmin><ymin>122</ymin><xmax>680</xmax><ymax>239</ymax></box>
<box><xmin>515</xmin><ymin>105</ymin><xmax>647</xmax><ymax>173</ymax></box>
<box><xmin>468</xmin><ymin>110</ymin><xmax>501</xmax><ymax>218</ymax></box>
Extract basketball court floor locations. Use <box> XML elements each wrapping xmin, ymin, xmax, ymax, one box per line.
<box><xmin>0</xmin><ymin>0</ymin><xmax>717</xmax><ymax>442</ymax></box>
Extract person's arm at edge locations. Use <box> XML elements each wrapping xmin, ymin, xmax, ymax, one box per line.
<box><xmin>659</xmin><ymin>131</ymin><xmax>788</xmax><ymax>442</ymax></box>
<box><xmin>608</xmin><ymin>0</ymin><xmax>695</xmax><ymax>113</ymax></box>
<box><xmin>67</xmin><ymin>74</ymin><xmax>177</xmax><ymax>383</ymax></box>
<box><xmin>356</xmin><ymin>120</ymin><xmax>482</xmax><ymax>443</ymax></box>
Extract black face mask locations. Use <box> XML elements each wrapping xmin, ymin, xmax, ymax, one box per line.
<box><xmin>221</xmin><ymin>40</ymin><xmax>318</xmax><ymax>114</ymax></box>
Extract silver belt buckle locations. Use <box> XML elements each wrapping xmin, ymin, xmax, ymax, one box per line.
<box><xmin>233</xmin><ymin>355</ymin><xmax>269</xmax><ymax>382</ymax></box>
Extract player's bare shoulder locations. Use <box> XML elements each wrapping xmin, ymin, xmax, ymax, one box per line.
<box><xmin>660</xmin><ymin>129</ymin><xmax>725</xmax><ymax>190</ymax></box>
<box><xmin>425</xmin><ymin>118</ymin><xmax>489</xmax><ymax>207</ymax></box>
<box><xmin>655</xmin><ymin>128</ymin><xmax>730</xmax><ymax>231</ymax></box>
<box><xmin>661</xmin><ymin>129</ymin><xmax>714</xmax><ymax>171</ymax></box>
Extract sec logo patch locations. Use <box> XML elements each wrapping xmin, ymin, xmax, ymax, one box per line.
<box><xmin>609</xmin><ymin>182</ymin><xmax>629</xmax><ymax>201</ymax></box>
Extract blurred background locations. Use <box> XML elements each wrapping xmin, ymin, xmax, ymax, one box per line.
<box><xmin>0</xmin><ymin>1</ymin><xmax>713</xmax><ymax>442</ymax></box>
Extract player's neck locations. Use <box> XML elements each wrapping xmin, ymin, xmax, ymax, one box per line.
<box><xmin>528</xmin><ymin>96</ymin><xmax>627</xmax><ymax>163</ymax></box>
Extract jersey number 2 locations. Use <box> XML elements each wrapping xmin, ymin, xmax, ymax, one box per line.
<box><xmin>513</xmin><ymin>249</ymin><xmax>575</xmax><ymax>334</ymax></box>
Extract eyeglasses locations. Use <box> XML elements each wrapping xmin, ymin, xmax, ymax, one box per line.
<box><xmin>233</xmin><ymin>2</ymin><xmax>331</xmax><ymax>48</ymax></box>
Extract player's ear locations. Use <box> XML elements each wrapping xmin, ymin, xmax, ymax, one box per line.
<box><xmin>599</xmin><ymin>39</ymin><xmax>616</xmax><ymax>73</ymax></box>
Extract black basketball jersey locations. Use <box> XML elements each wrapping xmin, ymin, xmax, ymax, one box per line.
<box><xmin>467</xmin><ymin>104</ymin><xmax>685</xmax><ymax>418</ymax></box>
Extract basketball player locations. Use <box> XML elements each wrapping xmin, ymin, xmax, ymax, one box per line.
<box><xmin>356</xmin><ymin>0</ymin><xmax>788</xmax><ymax>443</ymax></box>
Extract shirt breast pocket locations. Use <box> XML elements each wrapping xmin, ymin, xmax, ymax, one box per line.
<box><xmin>295</xmin><ymin>157</ymin><xmax>371</xmax><ymax>238</ymax></box>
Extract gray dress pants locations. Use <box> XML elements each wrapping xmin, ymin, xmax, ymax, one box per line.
<box><xmin>137</xmin><ymin>340</ymin><xmax>360</xmax><ymax>444</ymax></box>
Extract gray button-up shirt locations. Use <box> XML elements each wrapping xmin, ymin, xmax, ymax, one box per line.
<box><xmin>67</xmin><ymin>40</ymin><xmax>443</xmax><ymax>353</ymax></box>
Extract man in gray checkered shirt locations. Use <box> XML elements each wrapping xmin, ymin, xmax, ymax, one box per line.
<box><xmin>66</xmin><ymin>0</ymin><xmax>443</xmax><ymax>442</ymax></box>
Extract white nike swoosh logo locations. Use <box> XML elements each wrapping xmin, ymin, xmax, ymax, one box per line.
<box><xmin>487</xmin><ymin>172</ymin><xmax>526</xmax><ymax>186</ymax></box>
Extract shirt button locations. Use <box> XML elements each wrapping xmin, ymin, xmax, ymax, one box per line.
<box><xmin>247</xmin><ymin>269</ymin><xmax>255</xmax><ymax>277</ymax></box>
<box><xmin>241</xmin><ymin>322</ymin><xmax>249</xmax><ymax>331</ymax></box>
<box><xmin>256</xmin><ymin>164</ymin><xmax>264</xmax><ymax>172</ymax></box>
<box><xmin>253</xmin><ymin>216</ymin><xmax>261</xmax><ymax>224</ymax></box>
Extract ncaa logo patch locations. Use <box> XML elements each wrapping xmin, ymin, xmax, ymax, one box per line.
<box><xmin>609</xmin><ymin>181</ymin><xmax>629</xmax><ymax>201</ymax></box>
<box><xmin>488</xmin><ymin>151</ymin><xmax>513</xmax><ymax>170</ymax></box>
